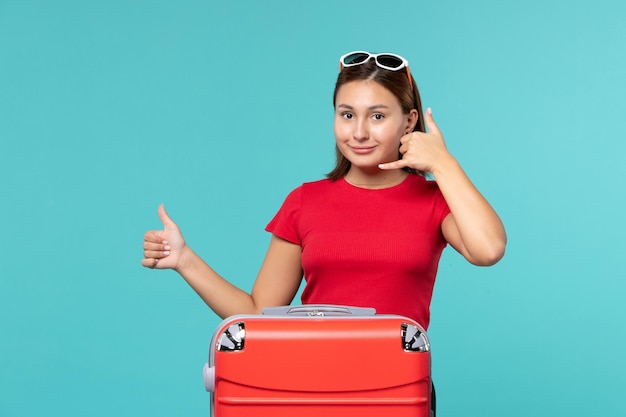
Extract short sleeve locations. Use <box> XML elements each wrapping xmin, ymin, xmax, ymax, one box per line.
<box><xmin>434</xmin><ymin>186</ymin><xmax>451</xmax><ymax>225</ymax></box>
<box><xmin>265</xmin><ymin>186</ymin><xmax>303</xmax><ymax>245</ymax></box>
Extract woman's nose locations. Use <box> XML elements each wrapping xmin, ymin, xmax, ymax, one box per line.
<box><xmin>353</xmin><ymin>120</ymin><xmax>369</xmax><ymax>141</ymax></box>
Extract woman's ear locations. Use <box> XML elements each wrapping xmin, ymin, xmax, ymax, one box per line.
<box><xmin>406</xmin><ymin>109</ymin><xmax>419</xmax><ymax>132</ymax></box>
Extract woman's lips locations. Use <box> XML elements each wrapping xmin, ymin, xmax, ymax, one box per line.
<box><xmin>349</xmin><ymin>145</ymin><xmax>376</xmax><ymax>154</ymax></box>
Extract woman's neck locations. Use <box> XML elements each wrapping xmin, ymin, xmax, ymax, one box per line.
<box><xmin>344</xmin><ymin>169</ymin><xmax>408</xmax><ymax>189</ymax></box>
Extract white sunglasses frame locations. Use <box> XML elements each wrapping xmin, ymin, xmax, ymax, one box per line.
<box><xmin>339</xmin><ymin>51</ymin><xmax>413</xmax><ymax>87</ymax></box>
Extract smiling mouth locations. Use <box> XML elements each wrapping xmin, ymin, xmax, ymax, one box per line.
<box><xmin>349</xmin><ymin>145</ymin><xmax>376</xmax><ymax>154</ymax></box>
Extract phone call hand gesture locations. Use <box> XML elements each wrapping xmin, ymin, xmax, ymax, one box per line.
<box><xmin>379</xmin><ymin>108</ymin><xmax>450</xmax><ymax>174</ymax></box>
<box><xmin>141</xmin><ymin>204</ymin><xmax>186</xmax><ymax>270</ymax></box>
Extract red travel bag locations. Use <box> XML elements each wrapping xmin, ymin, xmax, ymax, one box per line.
<box><xmin>203</xmin><ymin>305</ymin><xmax>432</xmax><ymax>417</ymax></box>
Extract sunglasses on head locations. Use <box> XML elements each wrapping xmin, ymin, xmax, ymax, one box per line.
<box><xmin>339</xmin><ymin>51</ymin><xmax>413</xmax><ymax>87</ymax></box>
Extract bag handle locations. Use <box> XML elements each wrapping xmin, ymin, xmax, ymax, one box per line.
<box><xmin>261</xmin><ymin>304</ymin><xmax>376</xmax><ymax>317</ymax></box>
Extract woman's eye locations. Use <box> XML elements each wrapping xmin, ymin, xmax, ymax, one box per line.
<box><xmin>342</xmin><ymin>112</ymin><xmax>354</xmax><ymax>119</ymax></box>
<box><xmin>372</xmin><ymin>113</ymin><xmax>384</xmax><ymax>120</ymax></box>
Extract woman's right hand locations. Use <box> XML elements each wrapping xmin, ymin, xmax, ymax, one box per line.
<box><xmin>141</xmin><ymin>204</ymin><xmax>186</xmax><ymax>270</ymax></box>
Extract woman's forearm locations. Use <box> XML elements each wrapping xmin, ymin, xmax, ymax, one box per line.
<box><xmin>175</xmin><ymin>246</ymin><xmax>258</xmax><ymax>318</ymax></box>
<box><xmin>432</xmin><ymin>154</ymin><xmax>507</xmax><ymax>265</ymax></box>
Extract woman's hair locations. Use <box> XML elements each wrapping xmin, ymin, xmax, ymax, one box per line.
<box><xmin>326</xmin><ymin>59</ymin><xmax>426</xmax><ymax>180</ymax></box>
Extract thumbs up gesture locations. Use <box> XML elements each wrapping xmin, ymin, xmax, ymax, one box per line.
<box><xmin>141</xmin><ymin>204</ymin><xmax>186</xmax><ymax>270</ymax></box>
<box><xmin>378</xmin><ymin>108</ymin><xmax>449</xmax><ymax>174</ymax></box>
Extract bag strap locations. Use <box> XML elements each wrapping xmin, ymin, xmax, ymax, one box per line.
<box><xmin>261</xmin><ymin>304</ymin><xmax>376</xmax><ymax>317</ymax></box>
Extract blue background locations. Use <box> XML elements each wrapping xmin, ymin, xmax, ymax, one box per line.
<box><xmin>1</xmin><ymin>0</ymin><xmax>625</xmax><ymax>416</ymax></box>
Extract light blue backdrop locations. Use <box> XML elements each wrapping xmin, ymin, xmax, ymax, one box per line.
<box><xmin>1</xmin><ymin>1</ymin><xmax>624</xmax><ymax>416</ymax></box>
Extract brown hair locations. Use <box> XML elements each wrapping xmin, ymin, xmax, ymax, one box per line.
<box><xmin>326</xmin><ymin>59</ymin><xmax>426</xmax><ymax>180</ymax></box>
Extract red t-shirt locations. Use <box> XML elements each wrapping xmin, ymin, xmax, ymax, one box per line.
<box><xmin>265</xmin><ymin>175</ymin><xmax>450</xmax><ymax>329</ymax></box>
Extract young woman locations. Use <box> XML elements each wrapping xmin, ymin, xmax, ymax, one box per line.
<box><xmin>142</xmin><ymin>51</ymin><xmax>506</xmax><ymax>415</ymax></box>
<box><xmin>141</xmin><ymin>50</ymin><xmax>506</xmax><ymax>330</ymax></box>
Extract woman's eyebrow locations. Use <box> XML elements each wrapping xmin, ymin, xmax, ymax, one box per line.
<box><xmin>336</xmin><ymin>104</ymin><xmax>390</xmax><ymax>110</ymax></box>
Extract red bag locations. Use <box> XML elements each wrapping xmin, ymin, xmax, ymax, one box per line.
<box><xmin>203</xmin><ymin>305</ymin><xmax>432</xmax><ymax>417</ymax></box>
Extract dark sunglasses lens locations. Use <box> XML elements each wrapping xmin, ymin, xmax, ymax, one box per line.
<box><xmin>377</xmin><ymin>55</ymin><xmax>403</xmax><ymax>69</ymax></box>
<box><xmin>343</xmin><ymin>53</ymin><xmax>370</xmax><ymax>65</ymax></box>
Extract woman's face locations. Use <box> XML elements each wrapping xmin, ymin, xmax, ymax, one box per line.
<box><xmin>334</xmin><ymin>80</ymin><xmax>417</xmax><ymax>173</ymax></box>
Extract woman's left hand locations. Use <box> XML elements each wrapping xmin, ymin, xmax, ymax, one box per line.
<box><xmin>379</xmin><ymin>108</ymin><xmax>507</xmax><ymax>266</ymax></box>
<box><xmin>378</xmin><ymin>107</ymin><xmax>449</xmax><ymax>173</ymax></box>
